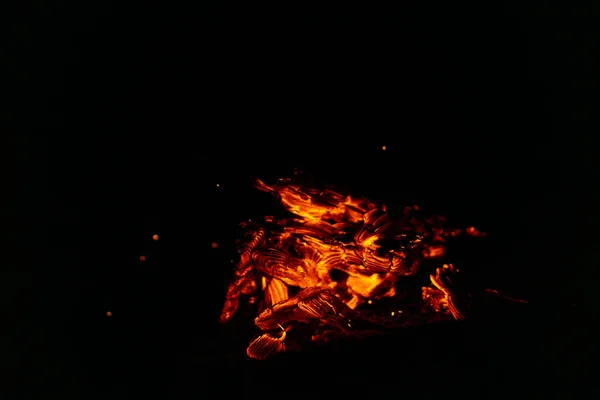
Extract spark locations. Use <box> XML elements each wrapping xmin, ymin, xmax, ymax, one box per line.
<box><xmin>211</xmin><ymin>242</ymin><xmax>219</xmax><ymax>249</ymax></box>
<box><xmin>106</xmin><ymin>311</ymin><xmax>112</xmax><ymax>317</ymax></box>
<box><xmin>152</xmin><ymin>234</ymin><xmax>159</xmax><ymax>241</ymax></box>
<box><xmin>139</xmin><ymin>255</ymin><xmax>146</xmax><ymax>262</ymax></box>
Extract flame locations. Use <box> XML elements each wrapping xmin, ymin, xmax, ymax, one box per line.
<box><xmin>220</xmin><ymin>176</ymin><xmax>488</xmax><ymax>360</ymax></box>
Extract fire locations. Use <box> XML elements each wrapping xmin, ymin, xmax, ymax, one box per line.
<box><xmin>220</xmin><ymin>176</ymin><xmax>488</xmax><ymax>360</ymax></box>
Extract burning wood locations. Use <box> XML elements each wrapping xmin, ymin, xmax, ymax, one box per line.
<box><xmin>220</xmin><ymin>176</ymin><xmax>490</xmax><ymax>360</ymax></box>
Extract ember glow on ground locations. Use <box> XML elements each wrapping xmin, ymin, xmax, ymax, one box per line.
<box><xmin>218</xmin><ymin>176</ymin><xmax>491</xmax><ymax>360</ymax></box>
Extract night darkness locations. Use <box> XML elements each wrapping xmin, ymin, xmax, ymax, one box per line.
<box><xmin>9</xmin><ymin>2</ymin><xmax>600</xmax><ymax>399</ymax></box>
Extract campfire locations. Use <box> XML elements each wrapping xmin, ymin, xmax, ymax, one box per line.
<box><xmin>220</xmin><ymin>175</ymin><xmax>491</xmax><ymax>360</ymax></box>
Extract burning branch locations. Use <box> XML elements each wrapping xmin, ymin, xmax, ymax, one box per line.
<box><xmin>220</xmin><ymin>176</ymin><xmax>491</xmax><ymax>360</ymax></box>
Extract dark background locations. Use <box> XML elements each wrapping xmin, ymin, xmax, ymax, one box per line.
<box><xmin>8</xmin><ymin>1</ymin><xmax>599</xmax><ymax>399</ymax></box>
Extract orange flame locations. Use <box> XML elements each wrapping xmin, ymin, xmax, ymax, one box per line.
<box><xmin>220</xmin><ymin>177</ymin><xmax>487</xmax><ymax>360</ymax></box>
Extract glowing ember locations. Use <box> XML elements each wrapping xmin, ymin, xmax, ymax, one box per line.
<box><xmin>220</xmin><ymin>176</ymin><xmax>488</xmax><ymax>360</ymax></box>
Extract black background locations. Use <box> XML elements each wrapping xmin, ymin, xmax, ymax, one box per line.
<box><xmin>8</xmin><ymin>1</ymin><xmax>600</xmax><ymax>398</ymax></box>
